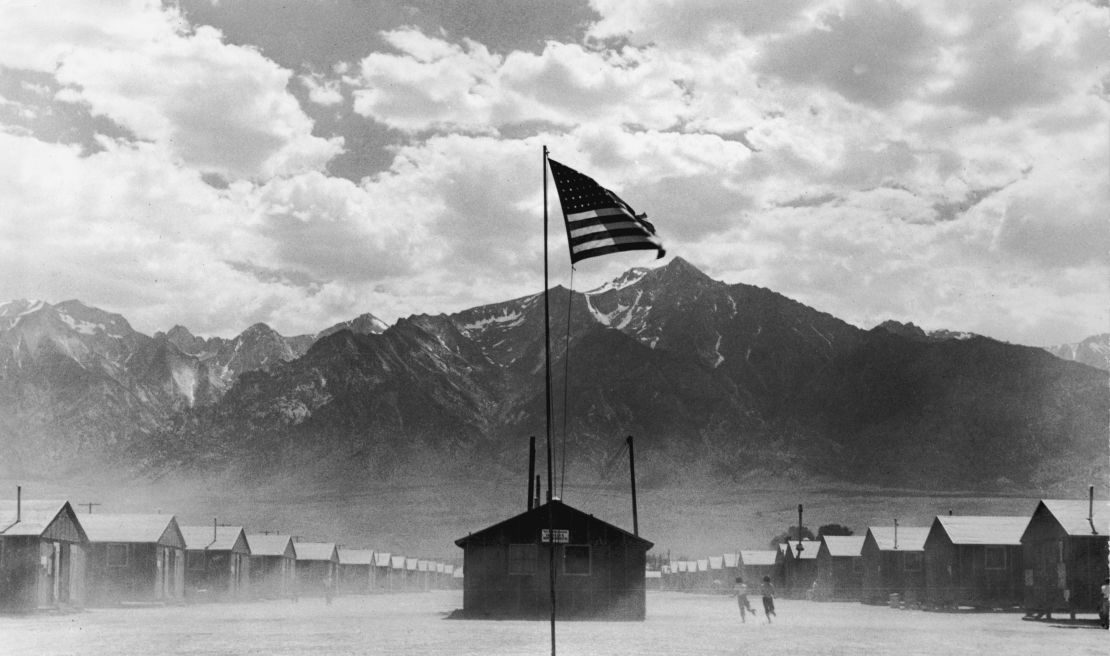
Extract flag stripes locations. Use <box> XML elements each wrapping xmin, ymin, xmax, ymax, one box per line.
<box><xmin>548</xmin><ymin>158</ymin><xmax>665</xmax><ymax>264</ymax></box>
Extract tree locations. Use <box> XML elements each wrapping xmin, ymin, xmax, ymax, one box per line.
<box><xmin>817</xmin><ymin>524</ymin><xmax>854</xmax><ymax>538</ymax></box>
<box><xmin>769</xmin><ymin>525</ymin><xmax>815</xmax><ymax>548</ymax></box>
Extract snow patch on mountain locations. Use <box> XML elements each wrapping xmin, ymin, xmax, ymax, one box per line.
<box><xmin>171</xmin><ymin>362</ymin><xmax>197</xmax><ymax>406</ymax></box>
<box><xmin>17</xmin><ymin>300</ymin><xmax>45</xmax><ymax>318</ymax></box>
<box><xmin>587</xmin><ymin>267</ymin><xmax>649</xmax><ymax>295</ymax></box>
<box><xmin>57</xmin><ymin>310</ymin><xmax>105</xmax><ymax>336</ymax></box>
<box><xmin>810</xmin><ymin>324</ymin><xmax>832</xmax><ymax>349</ymax></box>
<box><xmin>458</xmin><ymin>309</ymin><xmax>525</xmax><ymax>333</ymax></box>
<box><xmin>586</xmin><ymin>290</ymin><xmax>649</xmax><ymax>331</ymax></box>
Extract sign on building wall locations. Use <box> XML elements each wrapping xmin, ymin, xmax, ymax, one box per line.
<box><xmin>541</xmin><ymin>529</ymin><xmax>569</xmax><ymax>543</ymax></box>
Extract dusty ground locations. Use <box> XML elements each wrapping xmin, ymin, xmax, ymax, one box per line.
<box><xmin>1</xmin><ymin>591</ymin><xmax>1104</xmax><ymax>656</ymax></box>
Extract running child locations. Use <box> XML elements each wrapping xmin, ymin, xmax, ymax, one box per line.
<box><xmin>760</xmin><ymin>576</ymin><xmax>776</xmax><ymax>624</ymax></box>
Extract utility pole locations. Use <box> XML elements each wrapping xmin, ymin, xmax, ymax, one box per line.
<box><xmin>796</xmin><ymin>504</ymin><xmax>805</xmax><ymax>556</ymax></box>
<box><xmin>627</xmin><ymin>435</ymin><xmax>638</xmax><ymax>536</ymax></box>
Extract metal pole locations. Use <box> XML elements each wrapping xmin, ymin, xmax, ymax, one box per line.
<box><xmin>548</xmin><ymin>437</ymin><xmax>556</xmax><ymax>656</ymax></box>
<box><xmin>541</xmin><ymin>146</ymin><xmax>550</xmax><ymax>499</ymax></box>
<box><xmin>528</xmin><ymin>436</ymin><xmax>536</xmax><ymax>511</ymax></box>
<box><xmin>1089</xmin><ymin>485</ymin><xmax>1095</xmax><ymax>534</ymax></box>
<box><xmin>543</xmin><ymin>144</ymin><xmax>556</xmax><ymax>656</ymax></box>
<box><xmin>796</xmin><ymin>504</ymin><xmax>804</xmax><ymax>557</ymax></box>
<box><xmin>627</xmin><ymin>435</ymin><xmax>638</xmax><ymax>536</ymax></box>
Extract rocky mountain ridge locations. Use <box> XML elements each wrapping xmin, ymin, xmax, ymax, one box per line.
<box><xmin>1043</xmin><ymin>333</ymin><xmax>1110</xmax><ymax>372</ymax></box>
<box><xmin>1</xmin><ymin>261</ymin><xmax>1105</xmax><ymax>495</ymax></box>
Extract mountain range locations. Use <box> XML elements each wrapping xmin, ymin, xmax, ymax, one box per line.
<box><xmin>0</xmin><ymin>259</ymin><xmax>1105</xmax><ymax>496</ymax></box>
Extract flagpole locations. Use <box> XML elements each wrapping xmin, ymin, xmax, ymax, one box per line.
<box><xmin>543</xmin><ymin>144</ymin><xmax>556</xmax><ymax>656</ymax></box>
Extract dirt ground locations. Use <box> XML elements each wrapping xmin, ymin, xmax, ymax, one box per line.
<box><xmin>1</xmin><ymin>591</ymin><xmax>1104</xmax><ymax>656</ymax></box>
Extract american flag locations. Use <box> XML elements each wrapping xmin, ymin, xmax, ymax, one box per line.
<box><xmin>548</xmin><ymin>158</ymin><xmax>665</xmax><ymax>264</ymax></box>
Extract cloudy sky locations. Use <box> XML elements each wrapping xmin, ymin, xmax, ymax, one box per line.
<box><xmin>0</xmin><ymin>0</ymin><xmax>1106</xmax><ymax>346</ymax></box>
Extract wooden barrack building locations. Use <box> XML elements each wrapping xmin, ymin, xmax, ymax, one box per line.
<box><xmin>923</xmin><ymin>515</ymin><xmax>1028</xmax><ymax>610</ymax></box>
<box><xmin>1020</xmin><ymin>498</ymin><xmax>1108</xmax><ymax>618</ymax></box>
<box><xmin>860</xmin><ymin>525</ymin><xmax>929</xmax><ymax>605</ymax></box>
<box><xmin>815</xmin><ymin>535</ymin><xmax>866</xmax><ymax>601</ymax></box>
<box><xmin>295</xmin><ymin>542</ymin><xmax>338</xmax><ymax>597</ymax></box>
<box><xmin>455</xmin><ymin>499</ymin><xmax>653</xmax><ymax>620</ymax></box>
<box><xmin>246</xmin><ymin>533</ymin><xmax>296</xmax><ymax>599</ymax></box>
<box><xmin>181</xmin><ymin>525</ymin><xmax>251</xmax><ymax>601</ymax></box>
<box><xmin>82</xmin><ymin>513</ymin><xmax>185</xmax><ymax>606</ymax></box>
<box><xmin>0</xmin><ymin>499</ymin><xmax>88</xmax><ymax>611</ymax></box>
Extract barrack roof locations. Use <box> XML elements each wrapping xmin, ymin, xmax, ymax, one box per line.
<box><xmin>867</xmin><ymin>526</ymin><xmax>929</xmax><ymax>551</ymax></box>
<box><xmin>246</xmin><ymin>534</ymin><xmax>295</xmax><ymax>557</ymax></box>
<box><xmin>821</xmin><ymin>535</ymin><xmax>865</xmax><ymax>557</ymax></box>
<box><xmin>454</xmin><ymin>499</ymin><xmax>653</xmax><ymax>549</ymax></box>
<box><xmin>295</xmin><ymin>542</ymin><xmax>338</xmax><ymax>561</ymax></box>
<box><xmin>180</xmin><ymin>525</ymin><xmax>248</xmax><ymax>552</ymax></box>
<box><xmin>0</xmin><ymin>500</ymin><xmax>85</xmax><ymax>541</ymax></box>
<box><xmin>338</xmin><ymin>548</ymin><xmax>375</xmax><ymax>565</ymax></box>
<box><xmin>739</xmin><ymin>550</ymin><xmax>778</xmax><ymax>566</ymax></box>
<box><xmin>1037</xmin><ymin>499</ymin><xmax>1109</xmax><ymax>536</ymax></box>
<box><xmin>81</xmin><ymin>513</ymin><xmax>181</xmax><ymax>545</ymax></box>
<box><xmin>932</xmin><ymin>516</ymin><xmax>1029</xmax><ymax>546</ymax></box>
<box><xmin>784</xmin><ymin>539</ymin><xmax>819</xmax><ymax>560</ymax></box>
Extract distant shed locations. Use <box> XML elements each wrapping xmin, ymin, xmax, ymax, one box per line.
<box><xmin>390</xmin><ymin>555</ymin><xmax>406</xmax><ymax>592</ymax></box>
<box><xmin>722</xmin><ymin>552</ymin><xmax>740</xmax><ymax>583</ymax></box>
<box><xmin>924</xmin><ymin>515</ymin><xmax>1029</xmax><ymax>609</ymax></box>
<box><xmin>417</xmin><ymin>560</ymin><xmax>432</xmax><ymax>591</ymax></box>
<box><xmin>295</xmin><ymin>542</ymin><xmax>339</xmax><ymax>597</ymax></box>
<box><xmin>1020</xmin><ymin>499</ymin><xmax>1108</xmax><ymax>618</ymax></box>
<box><xmin>404</xmin><ymin>557</ymin><xmax>419</xmax><ymax>592</ymax></box>
<box><xmin>709</xmin><ymin>556</ymin><xmax>725</xmax><ymax>592</ymax></box>
<box><xmin>180</xmin><ymin>525</ymin><xmax>251</xmax><ymax>601</ymax></box>
<box><xmin>678</xmin><ymin>561</ymin><xmax>693</xmax><ymax>591</ymax></box>
<box><xmin>455</xmin><ymin>500</ymin><xmax>653</xmax><ymax>620</ymax></box>
<box><xmin>738</xmin><ymin>550</ymin><xmax>778</xmax><ymax>588</ymax></box>
<box><xmin>371</xmin><ymin>551</ymin><xmax>392</xmax><ymax>591</ymax></box>
<box><xmin>696</xmin><ymin>559</ymin><xmax>709</xmax><ymax>591</ymax></box>
<box><xmin>860</xmin><ymin>526</ymin><xmax>929</xmax><ymax>605</ymax></box>
<box><xmin>775</xmin><ymin>543</ymin><xmax>788</xmax><ymax>586</ymax></box>
<box><xmin>246</xmin><ymin>534</ymin><xmax>296</xmax><ymax>599</ymax></box>
<box><xmin>0</xmin><ymin>500</ymin><xmax>88</xmax><ymax>611</ymax></box>
<box><xmin>781</xmin><ymin>540</ymin><xmax>819</xmax><ymax>598</ymax></box>
<box><xmin>82</xmin><ymin>513</ymin><xmax>185</xmax><ymax>606</ymax></box>
<box><xmin>338</xmin><ymin>548</ymin><xmax>375</xmax><ymax>595</ymax></box>
<box><xmin>815</xmin><ymin>536</ymin><xmax>866</xmax><ymax>601</ymax></box>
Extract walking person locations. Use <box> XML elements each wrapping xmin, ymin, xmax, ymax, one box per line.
<box><xmin>760</xmin><ymin>576</ymin><xmax>777</xmax><ymax>624</ymax></box>
<box><xmin>734</xmin><ymin>577</ymin><xmax>756</xmax><ymax>623</ymax></box>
